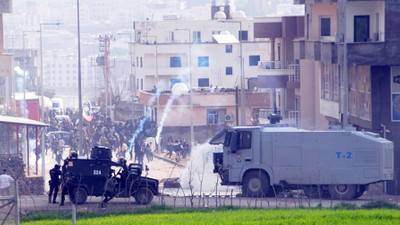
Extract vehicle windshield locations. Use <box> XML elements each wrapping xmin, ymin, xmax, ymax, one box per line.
<box><xmin>209</xmin><ymin>129</ymin><xmax>226</xmax><ymax>145</ymax></box>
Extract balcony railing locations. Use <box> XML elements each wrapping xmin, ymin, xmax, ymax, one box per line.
<box><xmin>288</xmin><ymin>110</ymin><xmax>301</xmax><ymax>128</ymax></box>
<box><xmin>289</xmin><ymin>64</ymin><xmax>300</xmax><ymax>82</ymax></box>
<box><xmin>258</xmin><ymin>61</ymin><xmax>283</xmax><ymax>70</ymax></box>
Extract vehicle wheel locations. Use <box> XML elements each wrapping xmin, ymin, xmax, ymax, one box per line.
<box><xmin>304</xmin><ymin>185</ymin><xmax>321</xmax><ymax>198</ymax></box>
<box><xmin>328</xmin><ymin>184</ymin><xmax>356</xmax><ymax>200</ymax></box>
<box><xmin>353</xmin><ymin>185</ymin><xmax>366</xmax><ymax>199</ymax></box>
<box><xmin>134</xmin><ymin>187</ymin><xmax>154</xmax><ymax>205</ymax></box>
<box><xmin>73</xmin><ymin>187</ymin><xmax>87</xmax><ymax>205</ymax></box>
<box><xmin>242</xmin><ymin>171</ymin><xmax>270</xmax><ymax>197</ymax></box>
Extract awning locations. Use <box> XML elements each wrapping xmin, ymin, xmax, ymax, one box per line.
<box><xmin>212</xmin><ymin>31</ymin><xmax>239</xmax><ymax>44</ymax></box>
<box><xmin>0</xmin><ymin>115</ymin><xmax>48</xmax><ymax>127</ymax></box>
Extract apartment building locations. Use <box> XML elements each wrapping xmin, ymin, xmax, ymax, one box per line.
<box><xmin>131</xmin><ymin>10</ymin><xmax>277</xmax><ymax>142</ymax></box>
<box><xmin>293</xmin><ymin>0</ymin><xmax>400</xmax><ymax>194</ymax></box>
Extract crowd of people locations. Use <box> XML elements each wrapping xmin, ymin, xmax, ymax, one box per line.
<box><xmin>44</xmin><ymin>105</ymin><xmax>192</xmax><ymax>206</ymax></box>
<box><xmin>44</xmin><ymin>107</ymin><xmax>157</xmax><ymax>164</ymax></box>
<box><xmin>43</xmin><ymin>106</ymin><xmax>190</xmax><ymax>164</ymax></box>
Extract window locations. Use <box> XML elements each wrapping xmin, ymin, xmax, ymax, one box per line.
<box><xmin>354</xmin><ymin>15</ymin><xmax>370</xmax><ymax>42</ymax></box>
<box><xmin>249</xmin><ymin>55</ymin><xmax>260</xmax><ymax>66</ymax></box>
<box><xmin>170</xmin><ymin>79</ymin><xmax>181</xmax><ymax>88</ymax></box>
<box><xmin>320</xmin><ymin>17</ymin><xmax>331</xmax><ymax>37</ymax></box>
<box><xmin>193</xmin><ymin>31</ymin><xmax>201</xmax><ymax>43</ymax></box>
<box><xmin>207</xmin><ymin>109</ymin><xmax>225</xmax><ymax>125</ymax></box>
<box><xmin>198</xmin><ymin>56</ymin><xmax>209</xmax><ymax>67</ymax></box>
<box><xmin>226</xmin><ymin>44</ymin><xmax>232</xmax><ymax>53</ymax></box>
<box><xmin>321</xmin><ymin>63</ymin><xmax>340</xmax><ymax>102</ymax></box>
<box><xmin>140</xmin><ymin>57</ymin><xmax>143</xmax><ymax>67</ymax></box>
<box><xmin>170</xmin><ymin>56</ymin><xmax>182</xmax><ymax>67</ymax></box>
<box><xmin>348</xmin><ymin>65</ymin><xmax>371</xmax><ymax>120</ymax></box>
<box><xmin>238</xmin><ymin>131</ymin><xmax>252</xmax><ymax>149</ymax></box>
<box><xmin>239</xmin><ymin>30</ymin><xmax>248</xmax><ymax>41</ymax></box>
<box><xmin>198</xmin><ymin>78</ymin><xmax>209</xmax><ymax>87</ymax></box>
<box><xmin>226</xmin><ymin>67</ymin><xmax>233</xmax><ymax>75</ymax></box>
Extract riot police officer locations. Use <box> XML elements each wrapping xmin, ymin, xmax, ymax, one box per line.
<box><xmin>59</xmin><ymin>165</ymin><xmax>76</xmax><ymax>206</ymax></box>
<box><xmin>48</xmin><ymin>164</ymin><xmax>61</xmax><ymax>204</ymax></box>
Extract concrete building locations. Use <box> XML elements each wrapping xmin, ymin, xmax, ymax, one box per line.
<box><xmin>132</xmin><ymin>18</ymin><xmax>270</xmax><ymax>93</ymax></box>
<box><xmin>253</xmin><ymin>15</ymin><xmax>304</xmax><ymax>127</ymax></box>
<box><xmin>0</xmin><ymin>1</ymin><xmax>14</xmax><ymax>115</ymax></box>
<box><xmin>131</xmin><ymin>10</ymin><xmax>275</xmax><ymax>143</ymax></box>
<box><xmin>293</xmin><ymin>0</ymin><xmax>400</xmax><ymax>194</ymax></box>
<box><xmin>131</xmin><ymin>6</ymin><xmax>307</xmax><ymax>143</ymax></box>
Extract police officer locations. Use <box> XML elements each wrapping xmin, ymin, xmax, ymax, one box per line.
<box><xmin>59</xmin><ymin>165</ymin><xmax>76</xmax><ymax>206</ymax></box>
<box><xmin>48</xmin><ymin>164</ymin><xmax>61</xmax><ymax>204</ymax></box>
<box><xmin>101</xmin><ymin>175</ymin><xmax>117</xmax><ymax>208</ymax></box>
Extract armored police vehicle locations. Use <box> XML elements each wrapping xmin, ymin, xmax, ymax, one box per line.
<box><xmin>210</xmin><ymin>126</ymin><xmax>394</xmax><ymax>200</ymax></box>
<box><xmin>63</xmin><ymin>146</ymin><xmax>159</xmax><ymax>205</ymax></box>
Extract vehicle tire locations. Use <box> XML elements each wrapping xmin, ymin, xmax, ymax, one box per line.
<box><xmin>73</xmin><ymin>187</ymin><xmax>87</xmax><ymax>205</ymax></box>
<box><xmin>328</xmin><ymin>184</ymin><xmax>356</xmax><ymax>200</ymax></box>
<box><xmin>242</xmin><ymin>171</ymin><xmax>270</xmax><ymax>197</ymax></box>
<box><xmin>134</xmin><ymin>187</ymin><xmax>154</xmax><ymax>205</ymax></box>
<box><xmin>353</xmin><ymin>185</ymin><xmax>366</xmax><ymax>199</ymax></box>
<box><xmin>304</xmin><ymin>185</ymin><xmax>321</xmax><ymax>198</ymax></box>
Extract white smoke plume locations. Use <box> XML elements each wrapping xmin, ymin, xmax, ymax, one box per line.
<box><xmin>128</xmin><ymin>90</ymin><xmax>161</xmax><ymax>155</ymax></box>
<box><xmin>179</xmin><ymin>142</ymin><xmax>233</xmax><ymax>194</ymax></box>
<box><xmin>155</xmin><ymin>83</ymin><xmax>188</xmax><ymax>144</ymax></box>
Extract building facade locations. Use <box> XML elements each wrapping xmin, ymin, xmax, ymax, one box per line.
<box><xmin>293</xmin><ymin>0</ymin><xmax>400</xmax><ymax>193</ymax></box>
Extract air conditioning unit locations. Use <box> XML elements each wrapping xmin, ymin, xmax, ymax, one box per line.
<box><xmin>225</xmin><ymin>114</ymin><xmax>234</xmax><ymax>122</ymax></box>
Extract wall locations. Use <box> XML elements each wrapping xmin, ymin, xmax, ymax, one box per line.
<box><xmin>0</xmin><ymin>154</ymin><xmax>44</xmax><ymax>195</ymax></box>
<box><xmin>310</xmin><ymin>3</ymin><xmax>337</xmax><ymax>41</ymax></box>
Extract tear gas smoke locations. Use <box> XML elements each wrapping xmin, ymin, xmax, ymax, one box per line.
<box><xmin>155</xmin><ymin>83</ymin><xmax>188</xmax><ymax>144</ymax></box>
<box><xmin>128</xmin><ymin>90</ymin><xmax>160</xmax><ymax>155</ymax></box>
<box><xmin>179</xmin><ymin>142</ymin><xmax>237</xmax><ymax>193</ymax></box>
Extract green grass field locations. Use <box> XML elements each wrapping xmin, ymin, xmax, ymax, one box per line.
<box><xmin>21</xmin><ymin>207</ymin><xmax>400</xmax><ymax>225</ymax></box>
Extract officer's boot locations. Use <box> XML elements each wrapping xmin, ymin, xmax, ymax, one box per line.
<box><xmin>48</xmin><ymin>195</ymin><xmax>51</xmax><ymax>204</ymax></box>
<box><xmin>52</xmin><ymin>196</ymin><xmax>58</xmax><ymax>204</ymax></box>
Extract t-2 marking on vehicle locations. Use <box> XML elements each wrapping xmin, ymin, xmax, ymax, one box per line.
<box><xmin>336</xmin><ymin>152</ymin><xmax>352</xmax><ymax>159</ymax></box>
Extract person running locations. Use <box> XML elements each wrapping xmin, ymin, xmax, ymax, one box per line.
<box><xmin>101</xmin><ymin>175</ymin><xmax>117</xmax><ymax>208</ymax></box>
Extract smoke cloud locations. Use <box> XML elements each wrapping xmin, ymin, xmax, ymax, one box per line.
<box><xmin>128</xmin><ymin>90</ymin><xmax>161</xmax><ymax>155</ymax></box>
<box><xmin>179</xmin><ymin>142</ymin><xmax>236</xmax><ymax>194</ymax></box>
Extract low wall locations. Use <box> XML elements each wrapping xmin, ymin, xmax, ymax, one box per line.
<box><xmin>0</xmin><ymin>154</ymin><xmax>44</xmax><ymax>195</ymax></box>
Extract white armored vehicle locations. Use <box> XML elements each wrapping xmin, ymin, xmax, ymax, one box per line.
<box><xmin>210</xmin><ymin>126</ymin><xmax>394</xmax><ymax>200</ymax></box>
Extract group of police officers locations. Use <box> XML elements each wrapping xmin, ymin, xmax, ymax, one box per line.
<box><xmin>48</xmin><ymin>163</ymin><xmax>76</xmax><ymax>206</ymax></box>
<box><xmin>49</xmin><ymin>162</ymin><xmax>117</xmax><ymax>207</ymax></box>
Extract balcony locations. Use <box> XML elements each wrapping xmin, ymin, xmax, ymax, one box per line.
<box><xmin>345</xmin><ymin>42</ymin><xmax>396</xmax><ymax>66</ymax></box>
<box><xmin>287</xmin><ymin>64</ymin><xmax>300</xmax><ymax>89</ymax></box>
<box><xmin>257</xmin><ymin>108</ymin><xmax>301</xmax><ymax>128</ymax></box>
<box><xmin>258</xmin><ymin>61</ymin><xmax>283</xmax><ymax>70</ymax></box>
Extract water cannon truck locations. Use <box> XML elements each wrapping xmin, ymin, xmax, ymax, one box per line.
<box><xmin>210</xmin><ymin>126</ymin><xmax>394</xmax><ymax>200</ymax></box>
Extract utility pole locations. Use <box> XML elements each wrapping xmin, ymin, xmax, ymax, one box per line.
<box><xmin>98</xmin><ymin>35</ymin><xmax>113</xmax><ymax>118</ymax></box>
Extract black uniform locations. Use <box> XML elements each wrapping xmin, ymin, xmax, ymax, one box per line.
<box><xmin>60</xmin><ymin>168</ymin><xmax>76</xmax><ymax>206</ymax></box>
<box><xmin>48</xmin><ymin>165</ymin><xmax>61</xmax><ymax>204</ymax></box>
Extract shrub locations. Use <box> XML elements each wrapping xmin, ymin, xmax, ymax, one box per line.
<box><xmin>361</xmin><ymin>200</ymin><xmax>398</xmax><ymax>209</ymax></box>
<box><xmin>333</xmin><ymin>202</ymin><xmax>359</xmax><ymax>210</ymax></box>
